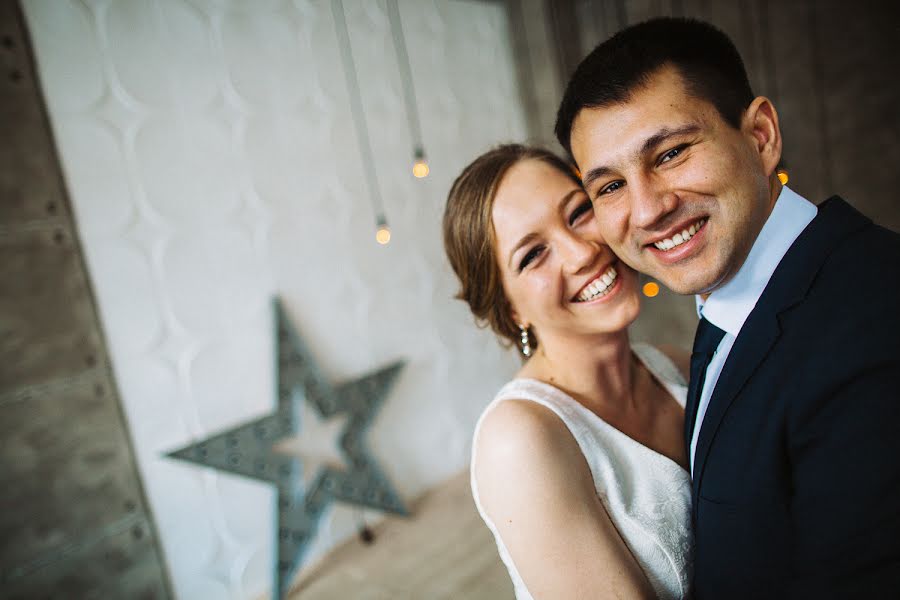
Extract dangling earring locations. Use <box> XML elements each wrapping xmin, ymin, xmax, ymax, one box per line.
<box><xmin>518</xmin><ymin>324</ymin><xmax>532</xmax><ymax>357</ymax></box>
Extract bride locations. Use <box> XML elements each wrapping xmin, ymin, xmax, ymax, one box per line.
<box><xmin>443</xmin><ymin>144</ymin><xmax>693</xmax><ymax>599</ymax></box>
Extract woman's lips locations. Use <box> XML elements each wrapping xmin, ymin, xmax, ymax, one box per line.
<box><xmin>573</xmin><ymin>264</ymin><xmax>621</xmax><ymax>303</ymax></box>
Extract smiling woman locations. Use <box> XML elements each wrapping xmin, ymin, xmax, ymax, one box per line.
<box><xmin>442</xmin><ymin>145</ymin><xmax>694</xmax><ymax>599</ymax></box>
<box><xmin>443</xmin><ymin>144</ymin><xmax>581</xmax><ymax>354</ymax></box>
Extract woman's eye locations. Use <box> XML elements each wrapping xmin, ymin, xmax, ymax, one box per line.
<box><xmin>659</xmin><ymin>144</ymin><xmax>688</xmax><ymax>164</ymax></box>
<box><xmin>598</xmin><ymin>180</ymin><xmax>624</xmax><ymax>197</ymax></box>
<box><xmin>568</xmin><ymin>200</ymin><xmax>593</xmax><ymax>226</ymax></box>
<box><xmin>518</xmin><ymin>246</ymin><xmax>544</xmax><ymax>272</ymax></box>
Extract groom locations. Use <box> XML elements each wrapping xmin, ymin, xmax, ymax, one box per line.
<box><xmin>554</xmin><ymin>18</ymin><xmax>900</xmax><ymax>598</ymax></box>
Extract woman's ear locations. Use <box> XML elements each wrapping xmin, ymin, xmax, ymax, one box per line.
<box><xmin>509</xmin><ymin>305</ymin><xmax>521</xmax><ymax>328</ymax></box>
<box><xmin>742</xmin><ymin>96</ymin><xmax>783</xmax><ymax>177</ymax></box>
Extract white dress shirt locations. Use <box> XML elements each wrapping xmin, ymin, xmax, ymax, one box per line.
<box><xmin>690</xmin><ymin>186</ymin><xmax>817</xmax><ymax>473</ymax></box>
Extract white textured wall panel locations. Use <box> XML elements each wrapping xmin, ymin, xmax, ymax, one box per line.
<box><xmin>23</xmin><ymin>0</ymin><xmax>526</xmax><ymax>597</ymax></box>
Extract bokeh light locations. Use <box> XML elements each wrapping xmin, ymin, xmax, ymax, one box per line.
<box><xmin>413</xmin><ymin>159</ymin><xmax>429</xmax><ymax>178</ymax></box>
<box><xmin>642</xmin><ymin>282</ymin><xmax>660</xmax><ymax>297</ymax></box>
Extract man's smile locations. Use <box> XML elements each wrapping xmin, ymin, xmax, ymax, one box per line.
<box><xmin>643</xmin><ymin>216</ymin><xmax>709</xmax><ymax>264</ymax></box>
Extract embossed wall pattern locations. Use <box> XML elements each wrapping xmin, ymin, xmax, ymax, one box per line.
<box><xmin>19</xmin><ymin>0</ymin><xmax>527</xmax><ymax>598</ymax></box>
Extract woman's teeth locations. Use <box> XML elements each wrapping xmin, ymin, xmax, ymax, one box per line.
<box><xmin>576</xmin><ymin>266</ymin><xmax>618</xmax><ymax>302</ymax></box>
<box><xmin>653</xmin><ymin>218</ymin><xmax>707</xmax><ymax>251</ymax></box>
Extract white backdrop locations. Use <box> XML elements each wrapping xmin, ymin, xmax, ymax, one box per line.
<box><xmin>23</xmin><ymin>0</ymin><xmax>526</xmax><ymax>597</ymax></box>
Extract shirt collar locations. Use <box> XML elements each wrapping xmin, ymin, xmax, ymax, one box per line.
<box><xmin>695</xmin><ymin>186</ymin><xmax>817</xmax><ymax>336</ymax></box>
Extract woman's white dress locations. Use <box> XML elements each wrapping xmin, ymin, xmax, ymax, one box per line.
<box><xmin>470</xmin><ymin>343</ymin><xmax>693</xmax><ymax>599</ymax></box>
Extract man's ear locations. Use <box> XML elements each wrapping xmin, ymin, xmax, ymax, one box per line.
<box><xmin>742</xmin><ymin>96</ymin><xmax>782</xmax><ymax>177</ymax></box>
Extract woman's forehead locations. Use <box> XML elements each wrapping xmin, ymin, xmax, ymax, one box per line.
<box><xmin>491</xmin><ymin>160</ymin><xmax>581</xmax><ymax>254</ymax></box>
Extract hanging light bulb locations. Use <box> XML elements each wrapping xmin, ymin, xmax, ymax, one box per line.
<box><xmin>375</xmin><ymin>215</ymin><xmax>391</xmax><ymax>245</ymax></box>
<box><xmin>412</xmin><ymin>146</ymin><xmax>429</xmax><ymax>179</ymax></box>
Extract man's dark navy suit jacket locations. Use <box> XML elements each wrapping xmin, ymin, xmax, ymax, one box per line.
<box><xmin>690</xmin><ymin>197</ymin><xmax>900</xmax><ymax>598</ymax></box>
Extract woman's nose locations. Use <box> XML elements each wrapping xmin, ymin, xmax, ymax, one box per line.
<box><xmin>561</xmin><ymin>232</ymin><xmax>601</xmax><ymax>274</ymax></box>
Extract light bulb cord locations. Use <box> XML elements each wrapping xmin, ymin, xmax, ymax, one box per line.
<box><xmin>387</xmin><ymin>0</ymin><xmax>424</xmax><ymax>153</ymax></box>
<box><xmin>332</xmin><ymin>0</ymin><xmax>385</xmax><ymax>221</ymax></box>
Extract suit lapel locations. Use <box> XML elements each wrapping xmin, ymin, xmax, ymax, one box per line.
<box><xmin>691</xmin><ymin>197</ymin><xmax>871</xmax><ymax>497</ymax></box>
<box><xmin>691</xmin><ymin>307</ymin><xmax>780</xmax><ymax>497</ymax></box>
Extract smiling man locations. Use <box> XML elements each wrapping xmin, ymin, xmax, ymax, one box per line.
<box><xmin>555</xmin><ymin>18</ymin><xmax>900</xmax><ymax>598</ymax></box>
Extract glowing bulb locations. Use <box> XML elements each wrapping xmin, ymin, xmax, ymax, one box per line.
<box><xmin>777</xmin><ymin>169</ymin><xmax>789</xmax><ymax>185</ymax></box>
<box><xmin>412</xmin><ymin>159</ymin><xmax>429</xmax><ymax>178</ymax></box>
<box><xmin>376</xmin><ymin>225</ymin><xmax>391</xmax><ymax>245</ymax></box>
<box><xmin>642</xmin><ymin>282</ymin><xmax>660</xmax><ymax>298</ymax></box>
<box><xmin>412</xmin><ymin>146</ymin><xmax>429</xmax><ymax>179</ymax></box>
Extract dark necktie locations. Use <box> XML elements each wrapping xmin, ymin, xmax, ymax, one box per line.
<box><xmin>684</xmin><ymin>317</ymin><xmax>727</xmax><ymax>452</ymax></box>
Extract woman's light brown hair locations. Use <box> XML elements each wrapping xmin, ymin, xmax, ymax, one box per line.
<box><xmin>442</xmin><ymin>144</ymin><xmax>581</xmax><ymax>350</ymax></box>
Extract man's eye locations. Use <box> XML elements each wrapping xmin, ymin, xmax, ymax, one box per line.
<box><xmin>659</xmin><ymin>144</ymin><xmax>688</xmax><ymax>164</ymax></box>
<box><xmin>568</xmin><ymin>200</ymin><xmax>593</xmax><ymax>226</ymax></box>
<box><xmin>598</xmin><ymin>180</ymin><xmax>624</xmax><ymax>197</ymax></box>
<box><xmin>518</xmin><ymin>246</ymin><xmax>544</xmax><ymax>271</ymax></box>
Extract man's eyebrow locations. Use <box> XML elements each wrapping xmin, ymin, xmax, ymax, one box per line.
<box><xmin>581</xmin><ymin>165</ymin><xmax>613</xmax><ymax>191</ymax></box>
<box><xmin>580</xmin><ymin>124</ymin><xmax>702</xmax><ymax>190</ymax></box>
<box><xmin>505</xmin><ymin>188</ymin><xmax>583</xmax><ymax>270</ymax></box>
<box><xmin>638</xmin><ymin>124</ymin><xmax>701</xmax><ymax>157</ymax></box>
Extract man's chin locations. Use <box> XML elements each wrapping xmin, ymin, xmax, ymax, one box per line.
<box><xmin>646</xmin><ymin>267</ymin><xmax>724</xmax><ymax>297</ymax></box>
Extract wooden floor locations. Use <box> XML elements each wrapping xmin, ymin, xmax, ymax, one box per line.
<box><xmin>287</xmin><ymin>470</ymin><xmax>514</xmax><ymax>599</ymax></box>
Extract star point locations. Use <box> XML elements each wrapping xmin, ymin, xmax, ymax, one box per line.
<box><xmin>166</xmin><ymin>297</ymin><xmax>407</xmax><ymax>599</ymax></box>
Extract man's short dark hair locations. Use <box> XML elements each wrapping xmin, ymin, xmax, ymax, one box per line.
<box><xmin>555</xmin><ymin>18</ymin><xmax>755</xmax><ymax>156</ymax></box>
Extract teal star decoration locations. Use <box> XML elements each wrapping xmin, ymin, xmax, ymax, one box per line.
<box><xmin>166</xmin><ymin>298</ymin><xmax>408</xmax><ymax>599</ymax></box>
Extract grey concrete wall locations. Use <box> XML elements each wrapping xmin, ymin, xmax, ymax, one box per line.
<box><xmin>539</xmin><ymin>0</ymin><xmax>900</xmax><ymax>349</ymax></box>
<box><xmin>506</xmin><ymin>0</ymin><xmax>566</xmax><ymax>149</ymax></box>
<box><xmin>0</xmin><ymin>1</ymin><xmax>171</xmax><ymax>597</ymax></box>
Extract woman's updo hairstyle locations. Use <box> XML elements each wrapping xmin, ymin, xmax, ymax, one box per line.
<box><xmin>442</xmin><ymin>144</ymin><xmax>580</xmax><ymax>350</ymax></box>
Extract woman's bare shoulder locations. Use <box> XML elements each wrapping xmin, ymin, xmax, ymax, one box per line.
<box><xmin>472</xmin><ymin>399</ymin><xmax>656</xmax><ymax>598</ymax></box>
<box><xmin>474</xmin><ymin>398</ymin><xmax>577</xmax><ymax>476</ymax></box>
<box><xmin>473</xmin><ymin>398</ymin><xmax>587</xmax><ymax>499</ymax></box>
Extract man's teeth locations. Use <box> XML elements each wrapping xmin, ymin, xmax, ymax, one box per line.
<box><xmin>653</xmin><ymin>218</ymin><xmax>707</xmax><ymax>251</ymax></box>
<box><xmin>576</xmin><ymin>266</ymin><xmax>618</xmax><ymax>302</ymax></box>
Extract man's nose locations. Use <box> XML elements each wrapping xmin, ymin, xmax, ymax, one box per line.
<box><xmin>630</xmin><ymin>177</ymin><xmax>679</xmax><ymax>229</ymax></box>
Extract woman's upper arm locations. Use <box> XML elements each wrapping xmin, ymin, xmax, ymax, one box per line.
<box><xmin>473</xmin><ymin>400</ymin><xmax>655</xmax><ymax>600</ymax></box>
